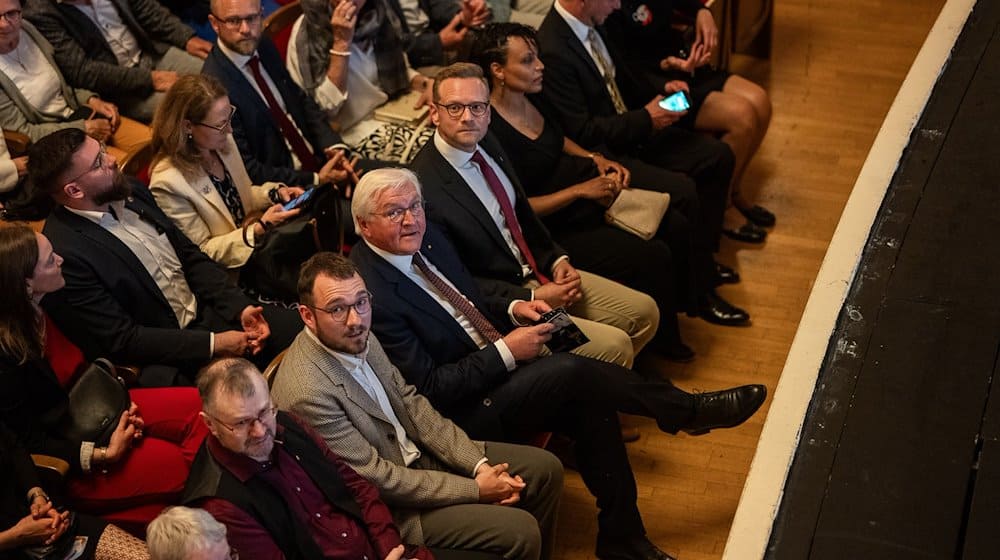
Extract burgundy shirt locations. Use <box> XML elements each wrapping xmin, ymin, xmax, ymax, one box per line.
<box><xmin>200</xmin><ymin>415</ymin><xmax>432</xmax><ymax>560</ymax></box>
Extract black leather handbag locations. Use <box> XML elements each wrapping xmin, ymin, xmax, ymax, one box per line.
<box><xmin>63</xmin><ymin>358</ymin><xmax>130</xmax><ymax>446</ymax></box>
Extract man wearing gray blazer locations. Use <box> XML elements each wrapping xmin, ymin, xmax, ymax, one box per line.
<box><xmin>271</xmin><ymin>253</ymin><xmax>563</xmax><ymax>560</ymax></box>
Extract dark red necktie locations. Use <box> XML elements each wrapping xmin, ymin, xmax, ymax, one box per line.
<box><xmin>469</xmin><ymin>150</ymin><xmax>549</xmax><ymax>284</ymax></box>
<box><xmin>412</xmin><ymin>253</ymin><xmax>503</xmax><ymax>343</ymax></box>
<box><xmin>246</xmin><ymin>55</ymin><xmax>320</xmax><ymax>172</ymax></box>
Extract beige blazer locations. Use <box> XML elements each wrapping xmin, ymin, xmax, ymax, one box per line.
<box><xmin>149</xmin><ymin>135</ymin><xmax>279</xmax><ymax>268</ymax></box>
<box><xmin>272</xmin><ymin>329</ymin><xmax>486</xmax><ymax>544</ymax></box>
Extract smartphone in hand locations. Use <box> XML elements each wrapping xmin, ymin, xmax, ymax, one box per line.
<box><xmin>658</xmin><ymin>90</ymin><xmax>690</xmax><ymax>112</ymax></box>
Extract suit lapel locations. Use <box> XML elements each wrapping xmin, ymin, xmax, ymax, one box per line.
<box><xmin>209</xmin><ymin>48</ymin><xmax>279</xmax><ymax>138</ymax></box>
<box><xmin>54</xmin><ymin>205</ymin><xmax>172</xmax><ymax>312</ymax></box>
<box><xmin>427</xmin><ymin>143</ymin><xmax>517</xmax><ymax>260</ymax></box>
<box><xmin>300</xmin><ymin>332</ymin><xmax>394</xmax><ymax>426</ymax></box>
<box><xmin>192</xmin><ymin>172</ymin><xmax>238</xmax><ymax>229</ymax></box>
<box><xmin>553</xmin><ymin>12</ymin><xmax>606</xmax><ymax>85</ymax></box>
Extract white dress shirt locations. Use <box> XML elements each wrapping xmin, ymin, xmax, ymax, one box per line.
<box><xmin>71</xmin><ymin>0</ymin><xmax>143</xmax><ymax>68</ymax></box>
<box><xmin>0</xmin><ymin>31</ymin><xmax>74</xmax><ymax>118</ymax></box>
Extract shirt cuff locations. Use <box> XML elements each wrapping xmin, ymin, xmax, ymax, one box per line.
<box><xmin>315</xmin><ymin>76</ymin><xmax>349</xmax><ymax>114</ymax></box>
<box><xmin>493</xmin><ymin>340</ymin><xmax>517</xmax><ymax>371</ymax></box>
<box><xmin>507</xmin><ymin>299</ymin><xmax>529</xmax><ymax>326</ymax></box>
<box><xmin>550</xmin><ymin>255</ymin><xmax>570</xmax><ymax>275</ymax></box>
<box><xmin>209</xmin><ymin>332</ymin><xmax>215</xmax><ymax>357</ymax></box>
<box><xmin>80</xmin><ymin>441</ymin><xmax>95</xmax><ymax>474</ymax></box>
<box><xmin>472</xmin><ymin>457</ymin><xmax>489</xmax><ymax>478</ymax></box>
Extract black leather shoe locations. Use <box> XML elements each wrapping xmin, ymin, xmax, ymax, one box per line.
<box><xmin>683</xmin><ymin>384</ymin><xmax>767</xmax><ymax>435</ymax></box>
<box><xmin>698</xmin><ymin>291</ymin><xmax>750</xmax><ymax>326</ymax></box>
<box><xmin>738</xmin><ymin>204</ymin><xmax>776</xmax><ymax>228</ymax></box>
<box><xmin>662</xmin><ymin>341</ymin><xmax>695</xmax><ymax>363</ymax></box>
<box><xmin>722</xmin><ymin>221</ymin><xmax>767</xmax><ymax>243</ymax></box>
<box><xmin>714</xmin><ymin>261</ymin><xmax>740</xmax><ymax>285</ymax></box>
<box><xmin>596</xmin><ymin>536</ymin><xmax>677</xmax><ymax>560</ymax></box>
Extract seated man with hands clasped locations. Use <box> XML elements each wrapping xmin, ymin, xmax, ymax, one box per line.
<box><xmin>271</xmin><ymin>252</ymin><xmax>562</xmax><ymax>560</ymax></box>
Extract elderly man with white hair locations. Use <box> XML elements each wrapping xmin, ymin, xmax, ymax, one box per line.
<box><xmin>147</xmin><ymin>506</ymin><xmax>233</xmax><ymax>560</ymax></box>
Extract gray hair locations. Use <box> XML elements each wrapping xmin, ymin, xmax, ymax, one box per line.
<box><xmin>196</xmin><ymin>357</ymin><xmax>264</xmax><ymax>414</ymax></box>
<box><xmin>351</xmin><ymin>167</ymin><xmax>423</xmax><ymax>234</ymax></box>
<box><xmin>147</xmin><ymin>506</ymin><xmax>228</xmax><ymax>560</ymax></box>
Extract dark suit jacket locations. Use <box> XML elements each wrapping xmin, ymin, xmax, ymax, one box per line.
<box><xmin>409</xmin><ymin>133</ymin><xmax>566</xmax><ymax>302</ymax></box>
<box><xmin>534</xmin><ymin>8</ymin><xmax>656</xmax><ymax>152</ymax></box>
<box><xmin>41</xmin><ymin>182</ymin><xmax>253</xmax><ymax>371</ymax></box>
<box><xmin>351</xmin><ymin>226</ymin><xmax>516</xmax><ymax>434</ymax></box>
<box><xmin>24</xmin><ymin>0</ymin><xmax>194</xmax><ymax>98</ymax></box>
<box><xmin>202</xmin><ymin>40</ymin><xmax>342</xmax><ymax>186</ymax></box>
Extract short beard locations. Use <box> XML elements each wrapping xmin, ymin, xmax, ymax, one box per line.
<box><xmin>91</xmin><ymin>170</ymin><xmax>131</xmax><ymax>206</ymax></box>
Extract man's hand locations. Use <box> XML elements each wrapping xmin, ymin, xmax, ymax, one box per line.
<box><xmin>438</xmin><ymin>13</ymin><xmax>468</xmax><ymax>49</ymax></box>
<box><xmin>83</xmin><ymin>117</ymin><xmax>113</xmax><ymax>142</ymax></box>
<box><xmin>534</xmin><ymin>282</ymin><xmax>581</xmax><ymax>308</ymax></box>
<box><xmin>151</xmin><ymin>70</ymin><xmax>179</xmax><ymax>92</ymax></box>
<box><xmin>644</xmin><ymin>96</ymin><xmax>686</xmax><ymax>131</ymax></box>
<box><xmin>318</xmin><ymin>149</ymin><xmax>361</xmax><ymax>192</ymax></box>
<box><xmin>495</xmin><ymin>472</ymin><xmax>525</xmax><ymax>506</ymax></box>
<box><xmin>552</xmin><ymin>260</ymin><xmax>582</xmax><ymax>288</ymax></box>
<box><xmin>591</xmin><ymin>153</ymin><xmax>630</xmax><ymax>187</ymax></box>
<box><xmin>460</xmin><ymin>0</ymin><xmax>490</xmax><ymax>27</ymax></box>
<box><xmin>86</xmin><ymin>97</ymin><xmax>121</xmax><ymax>130</ymax></box>
<box><xmin>501</xmin><ymin>323</ymin><xmax>553</xmax><ymax>361</ymax></box>
<box><xmin>214</xmin><ymin>330</ymin><xmax>251</xmax><ymax>357</ymax></box>
<box><xmin>186</xmin><ymin>36</ymin><xmax>213</xmax><ymax>59</ymax></box>
<box><xmin>475</xmin><ymin>463</ymin><xmax>524</xmax><ymax>504</ymax></box>
<box><xmin>330</xmin><ymin>0</ymin><xmax>358</xmax><ymax>49</ymax></box>
<box><xmin>511</xmin><ymin>299</ymin><xmax>552</xmax><ymax>324</ymax></box>
<box><xmin>240</xmin><ymin>305</ymin><xmax>271</xmax><ymax>355</ymax></box>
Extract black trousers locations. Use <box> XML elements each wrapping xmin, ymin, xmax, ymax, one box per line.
<box><xmin>449</xmin><ymin>353</ymin><xmax>695</xmax><ymax>540</ymax></box>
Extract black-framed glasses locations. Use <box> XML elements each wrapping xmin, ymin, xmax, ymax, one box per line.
<box><xmin>435</xmin><ymin>102</ymin><xmax>489</xmax><ymax>118</ymax></box>
<box><xmin>375</xmin><ymin>200</ymin><xmax>424</xmax><ymax>223</ymax></box>
<box><xmin>209</xmin><ymin>404</ymin><xmax>277</xmax><ymax>436</ymax></box>
<box><xmin>66</xmin><ymin>143</ymin><xmax>109</xmax><ymax>184</ymax></box>
<box><xmin>196</xmin><ymin>105</ymin><xmax>237</xmax><ymax>132</ymax></box>
<box><xmin>212</xmin><ymin>11</ymin><xmax>263</xmax><ymax>29</ymax></box>
<box><xmin>308</xmin><ymin>292</ymin><xmax>373</xmax><ymax>323</ymax></box>
<box><xmin>0</xmin><ymin>9</ymin><xmax>22</xmax><ymax>23</ymax></box>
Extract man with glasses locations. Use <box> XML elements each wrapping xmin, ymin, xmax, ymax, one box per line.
<box><xmin>411</xmin><ymin>63</ymin><xmax>659</xmax><ymax>372</ymax></box>
<box><xmin>203</xmin><ymin>0</ymin><xmax>364</xmax><ymax>189</ymax></box>
<box><xmin>29</xmin><ymin>128</ymin><xmax>302</xmax><ymax>386</ymax></box>
<box><xmin>184</xmin><ymin>357</ymin><xmax>497</xmax><ymax>560</ymax></box>
<box><xmin>24</xmin><ymin>0</ymin><xmax>211</xmax><ymax>122</ymax></box>
<box><xmin>272</xmin><ymin>247</ymin><xmax>563</xmax><ymax>559</ymax></box>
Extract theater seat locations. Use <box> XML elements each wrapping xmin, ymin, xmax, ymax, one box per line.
<box><xmin>263</xmin><ymin>0</ymin><xmax>302</xmax><ymax>61</ymax></box>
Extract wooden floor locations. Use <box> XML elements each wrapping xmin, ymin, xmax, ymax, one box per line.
<box><xmin>551</xmin><ymin>1</ymin><xmax>948</xmax><ymax>558</ymax></box>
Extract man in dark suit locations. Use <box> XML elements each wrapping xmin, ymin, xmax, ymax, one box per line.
<box><xmin>202</xmin><ymin>0</ymin><xmax>359</xmax><ymax>187</ymax></box>
<box><xmin>24</xmin><ymin>0</ymin><xmax>211</xmax><ymax>122</ymax></box>
<box><xmin>411</xmin><ymin>63</ymin><xmax>671</xmax><ymax>369</ymax></box>
<box><xmin>349</xmin><ymin>166</ymin><xmax>768</xmax><ymax>560</ymax></box>
<box><xmin>535</xmin><ymin>0</ymin><xmax>749</xmax><ymax>320</ymax></box>
<box><xmin>28</xmin><ymin>129</ymin><xmax>301</xmax><ymax>386</ymax></box>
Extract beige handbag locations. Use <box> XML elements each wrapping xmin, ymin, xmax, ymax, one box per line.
<box><xmin>604</xmin><ymin>188</ymin><xmax>671</xmax><ymax>240</ymax></box>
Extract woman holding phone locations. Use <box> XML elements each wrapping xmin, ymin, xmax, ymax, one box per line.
<box><xmin>149</xmin><ymin>75</ymin><xmax>305</xmax><ymax>284</ymax></box>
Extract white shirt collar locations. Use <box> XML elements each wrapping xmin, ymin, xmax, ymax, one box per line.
<box><xmin>64</xmin><ymin>199</ymin><xmax>126</xmax><ymax>226</ymax></box>
<box><xmin>216</xmin><ymin>39</ymin><xmax>255</xmax><ymax>69</ymax></box>
<box><xmin>364</xmin><ymin>240</ymin><xmax>417</xmax><ymax>275</ymax></box>
<box><xmin>554</xmin><ymin>0</ymin><xmax>593</xmax><ymax>44</ymax></box>
<box><xmin>303</xmin><ymin>326</ymin><xmax>371</xmax><ymax>372</ymax></box>
<box><xmin>433</xmin><ymin>131</ymin><xmax>479</xmax><ymax>169</ymax></box>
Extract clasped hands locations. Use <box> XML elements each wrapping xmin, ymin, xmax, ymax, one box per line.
<box><xmin>13</xmin><ymin>491</ymin><xmax>70</xmax><ymax>547</ymax></box>
<box><xmin>214</xmin><ymin>305</ymin><xmax>272</xmax><ymax>358</ymax></box>
<box><xmin>475</xmin><ymin>462</ymin><xmax>526</xmax><ymax>506</ymax></box>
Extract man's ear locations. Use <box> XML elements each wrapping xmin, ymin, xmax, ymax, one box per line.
<box><xmin>428</xmin><ymin>103</ymin><xmax>441</xmax><ymax>127</ymax></box>
<box><xmin>62</xmin><ymin>182</ymin><xmax>85</xmax><ymax>201</ymax></box>
<box><xmin>199</xmin><ymin>411</ymin><xmax>217</xmax><ymax>437</ymax></box>
<box><xmin>299</xmin><ymin>303</ymin><xmax>316</xmax><ymax>331</ymax></box>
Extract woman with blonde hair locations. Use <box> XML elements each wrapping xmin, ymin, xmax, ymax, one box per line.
<box><xmin>149</xmin><ymin>75</ymin><xmax>304</xmax><ymax>276</ymax></box>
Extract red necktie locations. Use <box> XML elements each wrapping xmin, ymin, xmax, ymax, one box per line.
<box><xmin>246</xmin><ymin>55</ymin><xmax>320</xmax><ymax>172</ymax></box>
<box><xmin>469</xmin><ymin>150</ymin><xmax>549</xmax><ymax>284</ymax></box>
<box><xmin>412</xmin><ymin>253</ymin><xmax>503</xmax><ymax>343</ymax></box>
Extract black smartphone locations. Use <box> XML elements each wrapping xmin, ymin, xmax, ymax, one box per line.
<box><xmin>282</xmin><ymin>188</ymin><xmax>316</xmax><ymax>211</ymax></box>
<box><xmin>658</xmin><ymin>90</ymin><xmax>690</xmax><ymax>112</ymax></box>
<box><xmin>539</xmin><ymin>307</ymin><xmax>590</xmax><ymax>353</ymax></box>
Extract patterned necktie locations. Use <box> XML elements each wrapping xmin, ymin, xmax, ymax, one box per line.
<box><xmin>469</xmin><ymin>150</ymin><xmax>550</xmax><ymax>284</ymax></box>
<box><xmin>412</xmin><ymin>252</ymin><xmax>503</xmax><ymax>343</ymax></box>
<box><xmin>245</xmin><ymin>55</ymin><xmax>321</xmax><ymax>172</ymax></box>
<box><xmin>587</xmin><ymin>28</ymin><xmax>627</xmax><ymax>115</ymax></box>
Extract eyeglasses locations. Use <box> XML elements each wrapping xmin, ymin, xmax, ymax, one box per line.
<box><xmin>0</xmin><ymin>9</ymin><xmax>22</xmax><ymax>23</ymax></box>
<box><xmin>375</xmin><ymin>200</ymin><xmax>424</xmax><ymax>223</ymax></box>
<box><xmin>435</xmin><ymin>102</ymin><xmax>489</xmax><ymax>119</ymax></box>
<box><xmin>196</xmin><ymin>105</ymin><xmax>237</xmax><ymax>132</ymax></box>
<box><xmin>212</xmin><ymin>11</ymin><xmax>263</xmax><ymax>29</ymax></box>
<box><xmin>209</xmin><ymin>404</ymin><xmax>277</xmax><ymax>436</ymax></box>
<box><xmin>308</xmin><ymin>293</ymin><xmax>373</xmax><ymax>323</ymax></box>
<box><xmin>66</xmin><ymin>143</ymin><xmax>109</xmax><ymax>184</ymax></box>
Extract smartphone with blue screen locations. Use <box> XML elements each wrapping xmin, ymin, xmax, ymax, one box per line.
<box><xmin>658</xmin><ymin>90</ymin><xmax>690</xmax><ymax>112</ymax></box>
<box><xmin>282</xmin><ymin>188</ymin><xmax>316</xmax><ymax>211</ymax></box>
